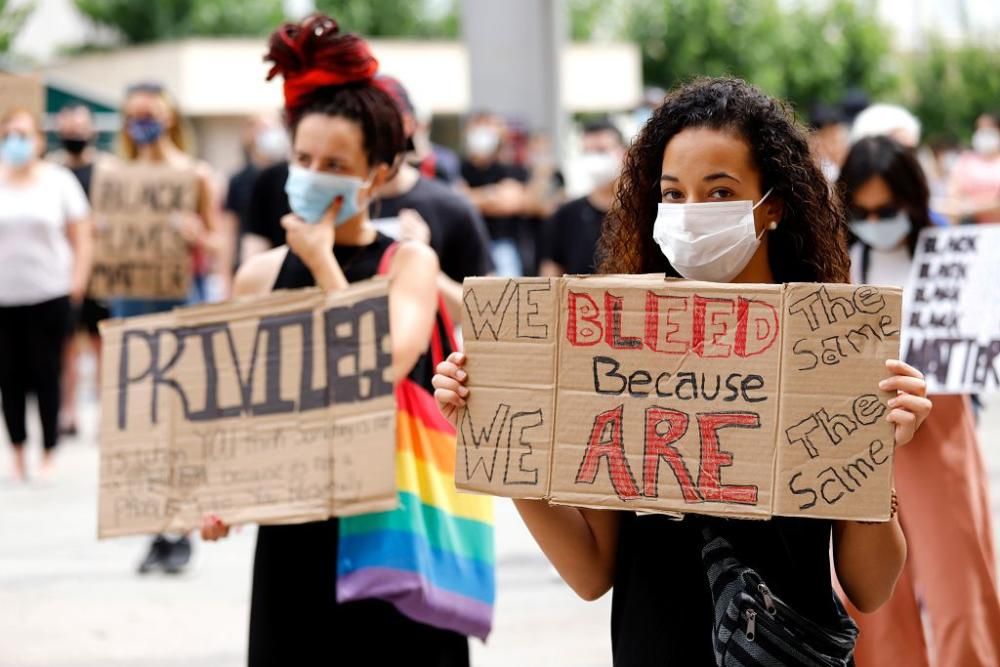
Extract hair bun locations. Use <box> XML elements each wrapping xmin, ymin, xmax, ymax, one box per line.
<box><xmin>265</xmin><ymin>14</ymin><xmax>379</xmax><ymax>112</ymax></box>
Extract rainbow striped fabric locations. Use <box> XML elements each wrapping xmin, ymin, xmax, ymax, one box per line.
<box><xmin>336</xmin><ymin>375</ymin><xmax>496</xmax><ymax>640</ymax></box>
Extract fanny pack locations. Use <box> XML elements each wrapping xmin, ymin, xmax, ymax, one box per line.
<box><xmin>701</xmin><ymin>527</ymin><xmax>858</xmax><ymax>667</ymax></box>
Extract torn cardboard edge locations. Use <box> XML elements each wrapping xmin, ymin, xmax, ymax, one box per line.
<box><xmin>456</xmin><ymin>275</ymin><xmax>901</xmax><ymax>523</ymax></box>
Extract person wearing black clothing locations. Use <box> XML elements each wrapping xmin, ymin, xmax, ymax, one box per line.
<box><xmin>374</xmin><ymin>165</ymin><xmax>493</xmax><ymax>319</ymax></box>
<box><xmin>202</xmin><ymin>15</ymin><xmax>472</xmax><ymax>665</ymax></box>
<box><xmin>243</xmin><ymin>160</ymin><xmax>291</xmax><ymax>253</ymax></box>
<box><xmin>460</xmin><ymin>112</ymin><xmax>528</xmax><ymax>276</ymax></box>
<box><xmin>227</xmin><ymin>115</ymin><xmax>290</xmax><ymax>267</ymax></box>
<box><xmin>49</xmin><ymin>104</ymin><xmax>110</xmax><ymax>437</ymax></box>
<box><xmin>372</xmin><ymin>74</ymin><xmax>493</xmax><ymax>319</ymax></box>
<box><xmin>541</xmin><ymin>119</ymin><xmax>625</xmax><ymax>276</ymax></box>
<box><xmin>434</xmin><ymin>78</ymin><xmax>933</xmax><ymax>665</ymax></box>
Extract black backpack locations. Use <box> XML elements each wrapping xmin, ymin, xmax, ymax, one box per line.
<box><xmin>701</xmin><ymin>528</ymin><xmax>859</xmax><ymax>667</ymax></box>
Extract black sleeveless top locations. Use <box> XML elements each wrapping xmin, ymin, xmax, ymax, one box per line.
<box><xmin>611</xmin><ymin>512</ymin><xmax>838</xmax><ymax>666</ymax></box>
<box><xmin>248</xmin><ymin>236</ymin><xmax>469</xmax><ymax>667</ymax></box>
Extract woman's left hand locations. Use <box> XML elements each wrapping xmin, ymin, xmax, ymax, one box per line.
<box><xmin>879</xmin><ymin>359</ymin><xmax>932</xmax><ymax>447</ymax></box>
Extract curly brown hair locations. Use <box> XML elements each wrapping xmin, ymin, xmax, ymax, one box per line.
<box><xmin>599</xmin><ymin>77</ymin><xmax>850</xmax><ymax>284</ymax></box>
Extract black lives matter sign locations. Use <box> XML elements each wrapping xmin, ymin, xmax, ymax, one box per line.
<box><xmin>903</xmin><ymin>226</ymin><xmax>1000</xmax><ymax>394</ymax></box>
<box><xmin>89</xmin><ymin>162</ymin><xmax>197</xmax><ymax>300</ymax></box>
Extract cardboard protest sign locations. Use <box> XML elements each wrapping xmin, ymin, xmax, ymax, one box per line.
<box><xmin>0</xmin><ymin>73</ymin><xmax>44</xmax><ymax>122</ymax></box>
<box><xmin>902</xmin><ymin>225</ymin><xmax>1000</xmax><ymax>394</ymax></box>
<box><xmin>97</xmin><ymin>280</ymin><xmax>397</xmax><ymax>538</ymax></box>
<box><xmin>774</xmin><ymin>284</ymin><xmax>900</xmax><ymax>519</ymax></box>
<box><xmin>457</xmin><ymin>276</ymin><xmax>902</xmax><ymax>522</ymax></box>
<box><xmin>459</xmin><ymin>278</ymin><xmax>560</xmax><ymax>499</ymax></box>
<box><xmin>89</xmin><ymin>162</ymin><xmax>198</xmax><ymax>300</ymax></box>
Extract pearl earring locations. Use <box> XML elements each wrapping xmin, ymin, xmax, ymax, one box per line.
<box><xmin>768</xmin><ymin>221</ymin><xmax>778</xmax><ymax>231</ymax></box>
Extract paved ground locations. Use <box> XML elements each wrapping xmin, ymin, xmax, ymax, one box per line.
<box><xmin>1</xmin><ymin>360</ymin><xmax>998</xmax><ymax>666</ymax></box>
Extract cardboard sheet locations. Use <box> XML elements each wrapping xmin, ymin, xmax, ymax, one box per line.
<box><xmin>456</xmin><ymin>276</ymin><xmax>902</xmax><ymax>522</ymax></box>
<box><xmin>89</xmin><ymin>162</ymin><xmax>198</xmax><ymax>300</ymax></box>
<box><xmin>97</xmin><ymin>280</ymin><xmax>397</xmax><ymax>538</ymax></box>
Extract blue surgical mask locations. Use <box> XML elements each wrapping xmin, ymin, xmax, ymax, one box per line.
<box><xmin>849</xmin><ymin>215</ymin><xmax>911</xmax><ymax>251</ymax></box>
<box><xmin>126</xmin><ymin>118</ymin><xmax>164</xmax><ymax>146</ymax></box>
<box><xmin>1</xmin><ymin>134</ymin><xmax>34</xmax><ymax>166</ymax></box>
<box><xmin>284</xmin><ymin>164</ymin><xmax>373</xmax><ymax>225</ymax></box>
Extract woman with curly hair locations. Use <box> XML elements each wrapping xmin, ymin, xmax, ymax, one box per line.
<box><xmin>434</xmin><ymin>77</ymin><xmax>933</xmax><ymax>665</ymax></box>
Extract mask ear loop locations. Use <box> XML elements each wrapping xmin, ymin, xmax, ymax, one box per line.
<box><xmin>753</xmin><ymin>188</ymin><xmax>777</xmax><ymax>240</ymax></box>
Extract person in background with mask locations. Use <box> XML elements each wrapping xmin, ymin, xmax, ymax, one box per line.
<box><xmin>808</xmin><ymin>103</ymin><xmax>849</xmax><ymax>182</ymax></box>
<box><xmin>0</xmin><ymin>108</ymin><xmax>92</xmax><ymax>480</ymax></box>
<box><xmin>849</xmin><ymin>103</ymin><xmax>952</xmax><ymax>228</ymax></box>
<box><xmin>370</xmin><ymin>75</ymin><xmax>494</xmax><ymax>321</ymax></box>
<box><xmin>540</xmin><ymin>118</ymin><xmax>625</xmax><ymax>276</ymax></box>
<box><xmin>838</xmin><ymin>135</ymin><xmax>1000</xmax><ymax>667</ymax></box>
<box><xmin>411</xmin><ymin>104</ymin><xmax>461</xmax><ymax>184</ymax></box>
<box><xmin>48</xmin><ymin>104</ymin><xmax>111</xmax><ymax>437</ymax></box>
<box><xmin>519</xmin><ymin>130</ymin><xmax>566</xmax><ymax>276</ymax></box>
<box><xmin>435</xmin><ymin>77</ymin><xmax>932</xmax><ymax>666</ymax></box>
<box><xmin>114</xmin><ymin>82</ymin><xmax>222</xmax><ymax>574</ymax></box>
<box><xmin>224</xmin><ymin>114</ymin><xmax>289</xmax><ymax>276</ymax></box>
<box><xmin>947</xmin><ymin>112</ymin><xmax>1000</xmax><ymax>224</ymax></box>
<box><xmin>459</xmin><ymin>111</ymin><xmax>527</xmax><ymax>277</ymax></box>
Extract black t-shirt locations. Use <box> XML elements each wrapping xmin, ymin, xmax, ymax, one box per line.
<box><xmin>68</xmin><ymin>163</ymin><xmax>94</xmax><ymax>198</ymax></box>
<box><xmin>611</xmin><ymin>513</ymin><xmax>839</xmax><ymax>666</ymax></box>
<box><xmin>246</xmin><ymin>161</ymin><xmax>291</xmax><ymax>249</ymax></box>
<box><xmin>226</xmin><ymin>163</ymin><xmax>261</xmax><ymax>234</ymax></box>
<box><xmin>542</xmin><ymin>195</ymin><xmax>606</xmax><ymax>274</ymax></box>
<box><xmin>460</xmin><ymin>159</ymin><xmax>527</xmax><ymax>241</ymax></box>
<box><xmin>372</xmin><ymin>176</ymin><xmax>494</xmax><ymax>283</ymax></box>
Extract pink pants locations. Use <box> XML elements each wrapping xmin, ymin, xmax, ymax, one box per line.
<box><xmin>847</xmin><ymin>395</ymin><xmax>1000</xmax><ymax>667</ymax></box>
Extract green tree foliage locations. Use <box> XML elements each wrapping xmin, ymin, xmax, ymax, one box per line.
<box><xmin>0</xmin><ymin>0</ymin><xmax>34</xmax><ymax>53</ymax></box>
<box><xmin>73</xmin><ymin>0</ymin><xmax>457</xmax><ymax>45</ymax></box>
<box><xmin>314</xmin><ymin>0</ymin><xmax>458</xmax><ymax>38</ymax></box>
<box><xmin>570</xmin><ymin>0</ymin><xmax>896</xmax><ymax>114</ymax></box>
<box><xmin>908</xmin><ymin>38</ymin><xmax>1000</xmax><ymax>141</ymax></box>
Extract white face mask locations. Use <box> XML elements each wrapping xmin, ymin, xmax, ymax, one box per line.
<box><xmin>465</xmin><ymin>127</ymin><xmax>500</xmax><ymax>157</ymax></box>
<box><xmin>652</xmin><ymin>189</ymin><xmax>773</xmax><ymax>283</ymax></box>
<box><xmin>579</xmin><ymin>151</ymin><xmax>621</xmax><ymax>187</ymax></box>
<box><xmin>255</xmin><ymin>127</ymin><xmax>290</xmax><ymax>163</ymax></box>
<box><xmin>972</xmin><ymin>128</ymin><xmax>1000</xmax><ymax>156</ymax></box>
<box><xmin>849</xmin><ymin>215</ymin><xmax>912</xmax><ymax>251</ymax></box>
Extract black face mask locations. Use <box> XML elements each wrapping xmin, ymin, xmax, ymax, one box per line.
<box><xmin>60</xmin><ymin>137</ymin><xmax>89</xmax><ymax>156</ymax></box>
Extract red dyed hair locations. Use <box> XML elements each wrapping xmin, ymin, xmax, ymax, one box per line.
<box><xmin>264</xmin><ymin>13</ymin><xmax>406</xmax><ymax>169</ymax></box>
<box><xmin>266</xmin><ymin>14</ymin><xmax>379</xmax><ymax>113</ymax></box>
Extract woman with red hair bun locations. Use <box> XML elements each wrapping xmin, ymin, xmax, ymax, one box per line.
<box><xmin>200</xmin><ymin>15</ymin><xmax>484</xmax><ymax>665</ymax></box>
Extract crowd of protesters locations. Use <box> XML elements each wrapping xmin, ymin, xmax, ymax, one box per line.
<box><xmin>1</xmin><ymin>9</ymin><xmax>999</xmax><ymax>666</ymax></box>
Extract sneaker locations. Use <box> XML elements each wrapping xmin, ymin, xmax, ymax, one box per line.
<box><xmin>137</xmin><ymin>535</ymin><xmax>170</xmax><ymax>574</ymax></box>
<box><xmin>163</xmin><ymin>536</ymin><xmax>192</xmax><ymax>574</ymax></box>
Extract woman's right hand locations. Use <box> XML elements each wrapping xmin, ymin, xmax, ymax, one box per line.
<box><xmin>432</xmin><ymin>351</ymin><xmax>469</xmax><ymax>428</ymax></box>
<box><xmin>200</xmin><ymin>513</ymin><xmax>231</xmax><ymax>541</ymax></box>
<box><xmin>281</xmin><ymin>196</ymin><xmax>343</xmax><ymax>274</ymax></box>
